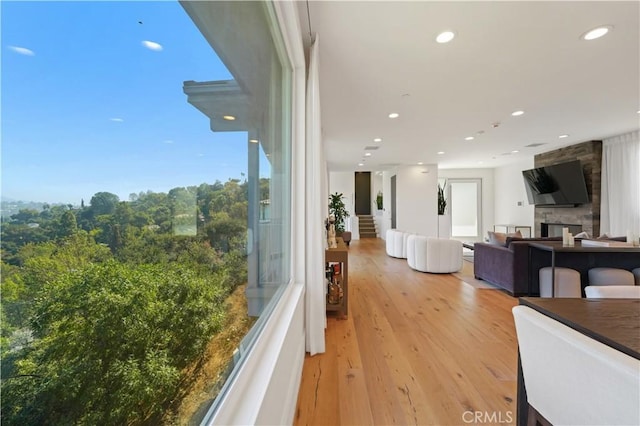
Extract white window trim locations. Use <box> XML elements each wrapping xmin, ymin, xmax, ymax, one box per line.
<box><xmin>203</xmin><ymin>1</ymin><xmax>307</xmax><ymax>425</ymax></box>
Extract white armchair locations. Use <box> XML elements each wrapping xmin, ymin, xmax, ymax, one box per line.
<box><xmin>512</xmin><ymin>305</ymin><xmax>640</xmax><ymax>426</ymax></box>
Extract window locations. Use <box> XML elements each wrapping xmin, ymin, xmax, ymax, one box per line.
<box><xmin>1</xmin><ymin>1</ymin><xmax>291</xmax><ymax>424</ymax></box>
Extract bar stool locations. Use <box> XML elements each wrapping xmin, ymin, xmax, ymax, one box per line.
<box><xmin>633</xmin><ymin>268</ymin><xmax>640</xmax><ymax>285</ymax></box>
<box><xmin>539</xmin><ymin>267</ymin><xmax>581</xmax><ymax>297</ymax></box>
<box><xmin>588</xmin><ymin>268</ymin><xmax>634</xmax><ymax>286</ymax></box>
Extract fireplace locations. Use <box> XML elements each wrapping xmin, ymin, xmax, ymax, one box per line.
<box><xmin>541</xmin><ymin>222</ymin><xmax>583</xmax><ymax>237</ymax></box>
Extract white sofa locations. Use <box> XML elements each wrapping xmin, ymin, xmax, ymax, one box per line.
<box><xmin>406</xmin><ymin>235</ymin><xmax>462</xmax><ymax>273</ymax></box>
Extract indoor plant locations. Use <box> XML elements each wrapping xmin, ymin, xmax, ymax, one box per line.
<box><xmin>376</xmin><ymin>191</ymin><xmax>383</xmax><ymax>210</ymax></box>
<box><xmin>329</xmin><ymin>192</ymin><xmax>349</xmax><ymax>235</ymax></box>
<box><xmin>438</xmin><ymin>184</ymin><xmax>447</xmax><ymax>215</ymax></box>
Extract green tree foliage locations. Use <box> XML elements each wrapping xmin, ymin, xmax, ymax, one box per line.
<box><xmin>58</xmin><ymin>210</ymin><xmax>78</xmax><ymax>237</ymax></box>
<box><xmin>89</xmin><ymin>191</ymin><xmax>120</xmax><ymax>216</ymax></box>
<box><xmin>10</xmin><ymin>209</ymin><xmax>40</xmax><ymax>225</ymax></box>
<box><xmin>3</xmin><ymin>261</ymin><xmax>226</xmax><ymax>425</ymax></box>
<box><xmin>0</xmin><ymin>179</ymin><xmax>256</xmax><ymax>424</ymax></box>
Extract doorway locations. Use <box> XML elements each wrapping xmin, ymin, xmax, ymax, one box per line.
<box><xmin>391</xmin><ymin>175</ymin><xmax>397</xmax><ymax>229</ymax></box>
<box><xmin>448</xmin><ymin>178</ymin><xmax>482</xmax><ymax>239</ymax></box>
<box><xmin>355</xmin><ymin>172</ymin><xmax>371</xmax><ymax>215</ymax></box>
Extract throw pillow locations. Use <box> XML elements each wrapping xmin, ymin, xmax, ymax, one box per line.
<box><xmin>488</xmin><ymin>231</ymin><xmax>507</xmax><ymax>246</ymax></box>
<box><xmin>574</xmin><ymin>231</ymin><xmax>590</xmax><ymax>239</ymax></box>
<box><xmin>488</xmin><ymin>230</ymin><xmax>522</xmax><ymax>246</ymax></box>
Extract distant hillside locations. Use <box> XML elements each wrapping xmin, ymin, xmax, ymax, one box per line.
<box><xmin>0</xmin><ymin>200</ymin><xmax>71</xmax><ymax>219</ymax></box>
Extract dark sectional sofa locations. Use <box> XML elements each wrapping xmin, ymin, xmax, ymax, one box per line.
<box><xmin>473</xmin><ymin>236</ymin><xmax>640</xmax><ymax>296</ymax></box>
<box><xmin>473</xmin><ymin>237</ymin><xmax>561</xmax><ymax>296</ymax></box>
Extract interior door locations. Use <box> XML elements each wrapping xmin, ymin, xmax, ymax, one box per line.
<box><xmin>354</xmin><ymin>172</ymin><xmax>371</xmax><ymax>215</ymax></box>
<box><xmin>391</xmin><ymin>175</ymin><xmax>397</xmax><ymax>229</ymax></box>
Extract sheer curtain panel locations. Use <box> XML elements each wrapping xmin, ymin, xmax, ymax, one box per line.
<box><xmin>601</xmin><ymin>130</ymin><xmax>640</xmax><ymax>237</ymax></box>
<box><xmin>305</xmin><ymin>35</ymin><xmax>326</xmax><ymax>355</ymax></box>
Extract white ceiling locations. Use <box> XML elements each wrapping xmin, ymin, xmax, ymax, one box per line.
<box><xmin>301</xmin><ymin>1</ymin><xmax>640</xmax><ymax>172</ymax></box>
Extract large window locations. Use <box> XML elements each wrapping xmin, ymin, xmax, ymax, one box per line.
<box><xmin>1</xmin><ymin>1</ymin><xmax>291</xmax><ymax>424</ymax></box>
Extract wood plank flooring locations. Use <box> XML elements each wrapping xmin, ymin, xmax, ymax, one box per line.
<box><xmin>294</xmin><ymin>238</ymin><xmax>519</xmax><ymax>426</ymax></box>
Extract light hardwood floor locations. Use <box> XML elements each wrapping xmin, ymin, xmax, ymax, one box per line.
<box><xmin>294</xmin><ymin>238</ymin><xmax>519</xmax><ymax>426</ymax></box>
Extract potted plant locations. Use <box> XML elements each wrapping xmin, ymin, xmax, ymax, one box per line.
<box><xmin>329</xmin><ymin>192</ymin><xmax>350</xmax><ymax>236</ymax></box>
<box><xmin>376</xmin><ymin>191</ymin><xmax>383</xmax><ymax>211</ymax></box>
<box><xmin>437</xmin><ymin>183</ymin><xmax>451</xmax><ymax>238</ymax></box>
<box><xmin>438</xmin><ymin>184</ymin><xmax>447</xmax><ymax>215</ymax></box>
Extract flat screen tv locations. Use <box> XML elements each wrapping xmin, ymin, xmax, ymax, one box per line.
<box><xmin>522</xmin><ymin>160</ymin><xmax>590</xmax><ymax>206</ymax></box>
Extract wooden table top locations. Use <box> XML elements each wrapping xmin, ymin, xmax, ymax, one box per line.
<box><xmin>519</xmin><ymin>297</ymin><xmax>640</xmax><ymax>360</ymax></box>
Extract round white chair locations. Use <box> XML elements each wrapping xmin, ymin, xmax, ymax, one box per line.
<box><xmin>539</xmin><ymin>267</ymin><xmax>581</xmax><ymax>298</ymax></box>
<box><xmin>406</xmin><ymin>236</ymin><xmax>462</xmax><ymax>273</ymax></box>
<box><xmin>386</xmin><ymin>229</ymin><xmax>410</xmax><ymax>259</ymax></box>
<box><xmin>588</xmin><ymin>268</ymin><xmax>634</xmax><ymax>286</ymax></box>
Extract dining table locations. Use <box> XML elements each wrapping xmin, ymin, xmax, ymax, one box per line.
<box><xmin>515</xmin><ymin>297</ymin><xmax>640</xmax><ymax>426</ymax></box>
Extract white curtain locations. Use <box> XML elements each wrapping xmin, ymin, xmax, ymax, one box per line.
<box><xmin>305</xmin><ymin>35</ymin><xmax>326</xmax><ymax>355</ymax></box>
<box><xmin>600</xmin><ymin>130</ymin><xmax>640</xmax><ymax>237</ymax></box>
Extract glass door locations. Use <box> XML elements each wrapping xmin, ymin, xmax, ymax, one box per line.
<box><xmin>448</xmin><ymin>179</ymin><xmax>482</xmax><ymax>240</ymax></box>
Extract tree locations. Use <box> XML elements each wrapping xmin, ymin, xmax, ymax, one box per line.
<box><xmin>10</xmin><ymin>209</ymin><xmax>40</xmax><ymax>225</ymax></box>
<box><xmin>89</xmin><ymin>192</ymin><xmax>120</xmax><ymax>216</ymax></box>
<box><xmin>2</xmin><ymin>262</ymin><xmax>226</xmax><ymax>425</ymax></box>
<box><xmin>59</xmin><ymin>210</ymin><xmax>77</xmax><ymax>237</ymax></box>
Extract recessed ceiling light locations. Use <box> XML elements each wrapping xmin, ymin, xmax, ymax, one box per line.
<box><xmin>465</xmin><ymin>136</ymin><xmax>475</xmax><ymax>141</ymax></box>
<box><xmin>374</xmin><ymin>137</ymin><xmax>382</xmax><ymax>142</ymax></box>
<box><xmin>511</xmin><ymin>110</ymin><xmax>524</xmax><ymax>116</ymax></box>
<box><xmin>388</xmin><ymin>113</ymin><xmax>399</xmax><ymax>119</ymax></box>
<box><xmin>436</xmin><ymin>31</ymin><xmax>455</xmax><ymax>43</ymax></box>
<box><xmin>512</xmin><ymin>150</ymin><xmax>519</xmax><ymax>153</ymax></box>
<box><xmin>437</xmin><ymin>151</ymin><xmax>445</xmax><ymax>155</ymax></box>
<box><xmin>582</xmin><ymin>25</ymin><xmax>612</xmax><ymax>41</ymax></box>
<box><xmin>365</xmin><ymin>152</ymin><xmax>372</xmax><ymax>157</ymax></box>
<box><xmin>249</xmin><ymin>139</ymin><xmax>258</xmax><ymax>143</ymax></box>
<box><xmin>477</xmin><ymin>161</ymin><xmax>484</xmax><ymax>165</ymax></box>
<box><xmin>223</xmin><ymin>115</ymin><xmax>236</xmax><ymax>121</ymax></box>
<box><xmin>559</xmin><ymin>134</ymin><xmax>569</xmax><ymax>139</ymax></box>
<box><xmin>358</xmin><ymin>163</ymin><xmax>364</xmax><ymax>167</ymax></box>
<box><xmin>637</xmin><ymin>110</ymin><xmax>640</xmax><ymax>114</ymax></box>
<box><xmin>417</xmin><ymin>162</ymin><xmax>423</xmax><ymax>165</ymax></box>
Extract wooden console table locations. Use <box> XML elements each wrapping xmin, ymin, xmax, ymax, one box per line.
<box><xmin>325</xmin><ymin>238</ymin><xmax>348</xmax><ymax>316</ymax></box>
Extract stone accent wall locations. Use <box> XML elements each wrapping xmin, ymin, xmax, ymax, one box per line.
<box><xmin>534</xmin><ymin>141</ymin><xmax>602</xmax><ymax>237</ymax></box>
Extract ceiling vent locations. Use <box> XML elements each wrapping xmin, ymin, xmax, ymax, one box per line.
<box><xmin>525</xmin><ymin>143</ymin><xmax>547</xmax><ymax>147</ymax></box>
<box><xmin>364</xmin><ymin>146</ymin><xmax>380</xmax><ymax>150</ymax></box>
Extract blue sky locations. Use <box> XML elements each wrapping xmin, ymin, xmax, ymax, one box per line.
<box><xmin>2</xmin><ymin>1</ymin><xmax>263</xmax><ymax>204</ymax></box>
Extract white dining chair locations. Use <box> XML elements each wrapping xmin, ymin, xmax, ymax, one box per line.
<box><xmin>584</xmin><ymin>285</ymin><xmax>640</xmax><ymax>299</ymax></box>
<box><xmin>512</xmin><ymin>305</ymin><xmax>640</xmax><ymax>426</ymax></box>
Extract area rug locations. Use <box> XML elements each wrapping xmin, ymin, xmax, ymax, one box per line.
<box><xmin>453</xmin><ymin>259</ymin><xmax>500</xmax><ymax>290</ymax></box>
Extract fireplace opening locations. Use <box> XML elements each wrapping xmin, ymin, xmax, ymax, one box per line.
<box><xmin>541</xmin><ymin>222</ymin><xmax>582</xmax><ymax>237</ymax></box>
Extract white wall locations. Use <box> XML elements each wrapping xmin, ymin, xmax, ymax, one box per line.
<box><xmin>371</xmin><ymin>172</ymin><xmax>383</xmax><ymax>211</ymax></box>
<box><xmin>494</xmin><ymin>158</ymin><xmax>535</xmax><ymax>235</ymax></box>
<box><xmin>439</xmin><ymin>168</ymin><xmax>494</xmax><ymax>241</ymax></box>
<box><xmin>396</xmin><ymin>164</ymin><xmax>439</xmax><ymax>236</ymax></box>
<box><xmin>380</xmin><ymin>171</ymin><xmax>393</xmax><ymax>238</ymax></box>
<box><xmin>328</xmin><ymin>171</ymin><xmax>355</xmax><ymax>232</ymax></box>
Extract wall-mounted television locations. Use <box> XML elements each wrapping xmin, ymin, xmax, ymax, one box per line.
<box><xmin>522</xmin><ymin>160</ymin><xmax>590</xmax><ymax>206</ymax></box>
